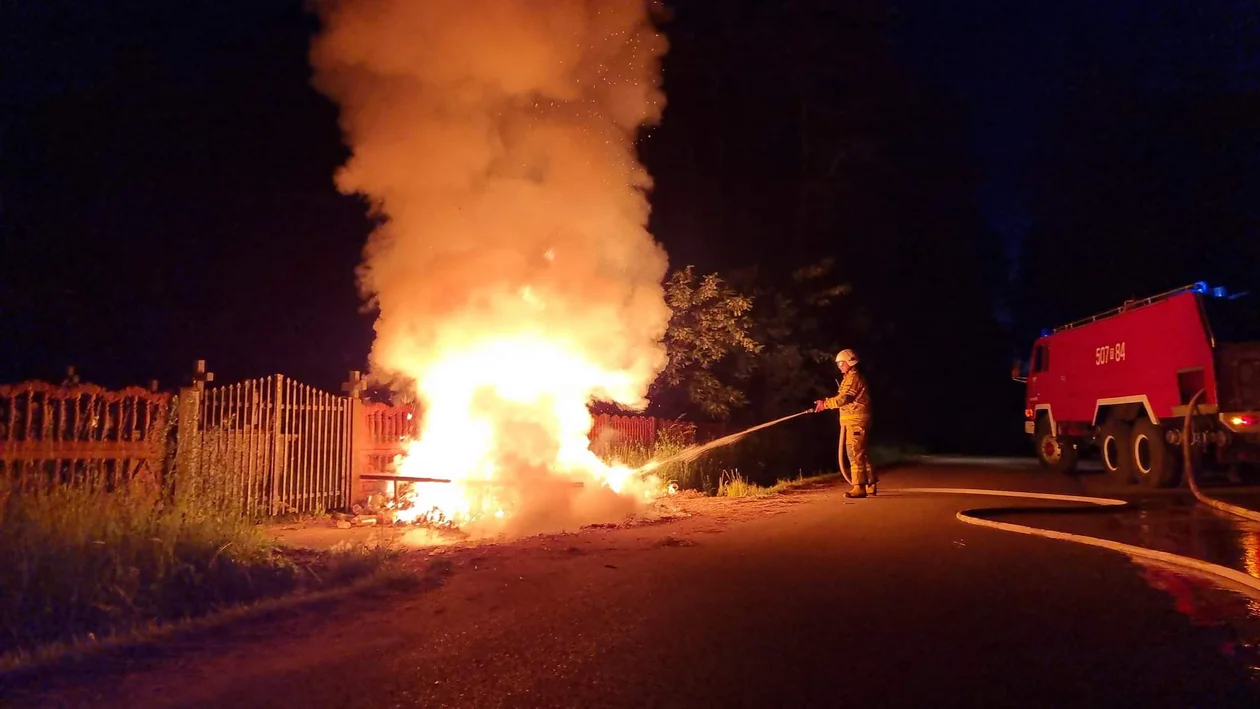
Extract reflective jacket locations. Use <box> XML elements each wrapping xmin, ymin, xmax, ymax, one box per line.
<box><xmin>822</xmin><ymin>366</ymin><xmax>871</xmax><ymax>424</ymax></box>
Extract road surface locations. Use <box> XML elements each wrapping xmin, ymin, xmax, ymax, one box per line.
<box><xmin>6</xmin><ymin>463</ymin><xmax>1260</xmax><ymax>708</ymax></box>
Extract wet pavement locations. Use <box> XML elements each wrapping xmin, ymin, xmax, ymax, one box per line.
<box><xmin>1129</xmin><ymin>558</ymin><xmax>1260</xmax><ymax>686</ymax></box>
<box><xmin>892</xmin><ymin>462</ymin><xmax>1260</xmax><ymax>692</ymax></box>
<box><xmin>1004</xmin><ymin>498</ymin><xmax>1260</xmax><ymax>581</ymax></box>
<box><xmin>980</xmin><ymin>493</ymin><xmax>1260</xmax><ymax>686</ymax></box>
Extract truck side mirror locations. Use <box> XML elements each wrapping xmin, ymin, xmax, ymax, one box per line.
<box><xmin>1011</xmin><ymin>359</ymin><xmax>1028</xmax><ymax>383</ymax></box>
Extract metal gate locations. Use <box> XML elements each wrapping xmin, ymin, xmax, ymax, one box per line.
<box><xmin>197</xmin><ymin>374</ymin><xmax>351</xmax><ymax>516</ymax></box>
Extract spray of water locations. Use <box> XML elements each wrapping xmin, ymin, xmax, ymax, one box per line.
<box><xmin>640</xmin><ymin>410</ymin><xmax>813</xmax><ymax>472</ymax></box>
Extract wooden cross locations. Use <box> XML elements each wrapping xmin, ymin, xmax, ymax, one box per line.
<box><xmin>342</xmin><ymin>370</ymin><xmax>365</xmax><ymax>399</ymax></box>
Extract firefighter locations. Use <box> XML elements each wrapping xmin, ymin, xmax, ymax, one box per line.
<box><xmin>813</xmin><ymin>348</ymin><xmax>875</xmax><ymax>498</ymax></box>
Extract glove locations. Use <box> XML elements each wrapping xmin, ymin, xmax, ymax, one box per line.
<box><xmin>812</xmin><ymin>400</ymin><xmax>826</xmax><ymax>413</ymax></box>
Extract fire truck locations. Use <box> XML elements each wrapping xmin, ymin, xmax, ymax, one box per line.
<box><xmin>1013</xmin><ymin>283</ymin><xmax>1260</xmax><ymax>487</ymax></box>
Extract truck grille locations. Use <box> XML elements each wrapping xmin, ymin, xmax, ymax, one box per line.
<box><xmin>1218</xmin><ymin>343</ymin><xmax>1260</xmax><ymax>410</ymax></box>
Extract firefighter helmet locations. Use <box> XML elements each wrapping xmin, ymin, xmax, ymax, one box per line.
<box><xmin>835</xmin><ymin>349</ymin><xmax>859</xmax><ymax>366</ymax></box>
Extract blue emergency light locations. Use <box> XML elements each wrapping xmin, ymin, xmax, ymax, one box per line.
<box><xmin>1190</xmin><ymin>281</ymin><xmax>1239</xmax><ymax>299</ymax></box>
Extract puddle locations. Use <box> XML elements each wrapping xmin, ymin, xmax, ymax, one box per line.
<box><xmin>1006</xmin><ymin>502</ymin><xmax>1260</xmax><ymax>582</ymax></box>
<box><xmin>993</xmin><ymin>501</ymin><xmax>1260</xmax><ymax>686</ymax></box>
<box><xmin>1131</xmin><ymin>560</ymin><xmax>1260</xmax><ymax>687</ymax></box>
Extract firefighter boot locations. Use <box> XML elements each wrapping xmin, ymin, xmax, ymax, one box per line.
<box><xmin>865</xmin><ymin>482</ymin><xmax>877</xmax><ymax>496</ymax></box>
<box><xmin>844</xmin><ymin>484</ymin><xmax>867</xmax><ymax>499</ymax></box>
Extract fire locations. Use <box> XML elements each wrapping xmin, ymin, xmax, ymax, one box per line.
<box><xmin>308</xmin><ymin>0</ymin><xmax>673</xmax><ymax>536</ymax></box>
<box><xmin>389</xmin><ymin>330</ymin><xmax>663</xmax><ymax>533</ymax></box>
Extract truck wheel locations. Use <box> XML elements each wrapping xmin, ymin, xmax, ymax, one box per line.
<box><xmin>1035</xmin><ymin>419</ymin><xmax>1078</xmax><ymax>475</ymax></box>
<box><xmin>1132</xmin><ymin>418</ymin><xmax>1178</xmax><ymax>488</ymax></box>
<box><xmin>1099</xmin><ymin>419</ymin><xmax>1134</xmax><ymax>484</ymax></box>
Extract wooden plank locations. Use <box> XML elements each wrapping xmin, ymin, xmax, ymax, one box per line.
<box><xmin>359</xmin><ymin>473</ymin><xmax>585</xmax><ymax>488</ymax></box>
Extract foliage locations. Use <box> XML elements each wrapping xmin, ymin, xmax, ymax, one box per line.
<box><xmin>716</xmin><ymin>470</ymin><xmax>770</xmax><ymax>498</ymax></box>
<box><xmin>653</xmin><ymin>266</ymin><xmax>763</xmax><ymax>420</ymax></box>
<box><xmin>599</xmin><ymin>423</ymin><xmax>726</xmax><ymax>494</ymax></box>
<box><xmin>643</xmin><ymin>259</ymin><xmax>853</xmax><ymax>426</ymax></box>
<box><xmin>734</xmin><ymin>258</ymin><xmax>852</xmax><ymax>423</ymax></box>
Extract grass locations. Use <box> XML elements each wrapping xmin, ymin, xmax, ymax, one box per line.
<box><xmin>598</xmin><ymin>419</ymin><xmax>927</xmax><ymax>498</ymax></box>
<box><xmin>0</xmin><ymin>430</ymin><xmax>395</xmax><ymax>662</ymax></box>
<box><xmin>601</xmin><ymin>422</ymin><xmax>727</xmax><ymax>494</ymax></box>
<box><xmin>716</xmin><ymin>469</ymin><xmax>768</xmax><ymax>497</ymax></box>
<box><xmin>715</xmin><ymin>470</ymin><xmax>850</xmax><ymax>498</ymax></box>
<box><xmin>0</xmin><ymin>557</ymin><xmax>420</xmax><ymax>679</ymax></box>
<box><xmin>769</xmin><ymin>471</ymin><xmax>847</xmax><ymax>493</ymax></box>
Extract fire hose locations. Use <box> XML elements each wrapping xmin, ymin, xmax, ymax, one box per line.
<box><xmin>897</xmin><ymin>394</ymin><xmax>1260</xmax><ymax>604</ymax></box>
<box><xmin>837</xmin><ymin>421</ymin><xmax>854</xmax><ymax>487</ymax></box>
<box><xmin>1183</xmin><ymin>389</ymin><xmax>1260</xmax><ymax>522</ymax></box>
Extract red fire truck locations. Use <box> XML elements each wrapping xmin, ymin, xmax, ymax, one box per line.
<box><xmin>1014</xmin><ymin>283</ymin><xmax>1260</xmax><ymax>487</ymax></box>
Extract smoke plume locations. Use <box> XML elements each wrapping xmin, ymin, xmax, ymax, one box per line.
<box><xmin>309</xmin><ymin>0</ymin><xmax>673</xmax><ymax>537</ymax></box>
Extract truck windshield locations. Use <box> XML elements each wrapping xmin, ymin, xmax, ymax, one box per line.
<box><xmin>1203</xmin><ymin>295</ymin><xmax>1260</xmax><ymax>343</ymax></box>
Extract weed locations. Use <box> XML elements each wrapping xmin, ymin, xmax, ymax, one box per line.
<box><xmin>599</xmin><ymin>423</ymin><xmax>725</xmax><ymax>493</ymax></box>
<box><xmin>716</xmin><ymin>470</ymin><xmax>771</xmax><ymax>498</ymax></box>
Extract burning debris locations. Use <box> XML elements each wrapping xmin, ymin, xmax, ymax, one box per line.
<box><xmin>310</xmin><ymin>1</ymin><xmax>673</xmax><ymax>537</ymax></box>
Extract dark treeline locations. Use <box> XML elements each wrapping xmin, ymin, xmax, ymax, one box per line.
<box><xmin>644</xmin><ymin>1</ymin><xmax>1018</xmax><ymax>455</ymax></box>
<box><xmin>1015</xmin><ymin>68</ymin><xmax>1260</xmax><ymax>343</ymax></box>
<box><xmin>646</xmin><ymin>0</ymin><xmax>1260</xmax><ymax>457</ymax></box>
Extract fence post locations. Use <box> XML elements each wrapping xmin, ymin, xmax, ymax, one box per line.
<box><xmin>342</xmin><ymin>370</ymin><xmax>368</xmax><ymax>508</ymax></box>
<box><xmin>175</xmin><ymin>360</ymin><xmax>212</xmax><ymax>483</ymax></box>
<box><xmin>270</xmin><ymin>374</ymin><xmax>284</xmax><ymax>515</ymax></box>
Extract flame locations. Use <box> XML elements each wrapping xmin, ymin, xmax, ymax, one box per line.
<box><xmin>389</xmin><ymin>331</ymin><xmax>663</xmax><ymax>532</ymax></box>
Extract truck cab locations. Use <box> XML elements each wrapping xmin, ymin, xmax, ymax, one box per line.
<box><xmin>1016</xmin><ymin>283</ymin><xmax>1260</xmax><ymax>487</ymax></box>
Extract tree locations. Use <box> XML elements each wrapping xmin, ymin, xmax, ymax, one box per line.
<box><xmin>732</xmin><ymin>258</ymin><xmax>853</xmax><ymax>422</ymax></box>
<box><xmin>649</xmin><ymin>266</ymin><xmax>763</xmax><ymax>420</ymax></box>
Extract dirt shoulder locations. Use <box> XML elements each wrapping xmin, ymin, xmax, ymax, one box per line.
<box><xmin>260</xmin><ymin>480</ymin><xmax>839</xmax><ymax>551</ymax></box>
<box><xmin>2</xmin><ymin>480</ymin><xmax>840</xmax><ymax>708</ymax></box>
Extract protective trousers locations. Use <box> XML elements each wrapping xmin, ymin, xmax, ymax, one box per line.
<box><xmin>840</xmin><ymin>420</ymin><xmax>875</xmax><ymax>486</ymax></box>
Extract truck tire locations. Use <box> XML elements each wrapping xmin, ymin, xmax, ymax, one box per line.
<box><xmin>1035</xmin><ymin>418</ymin><xmax>1078</xmax><ymax>475</ymax></box>
<box><xmin>1132</xmin><ymin>417</ymin><xmax>1178</xmax><ymax>488</ymax></box>
<box><xmin>1099</xmin><ymin>419</ymin><xmax>1134</xmax><ymax>484</ymax></box>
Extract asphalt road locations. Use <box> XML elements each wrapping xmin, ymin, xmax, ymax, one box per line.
<box><xmin>8</xmin><ymin>463</ymin><xmax>1260</xmax><ymax>708</ymax></box>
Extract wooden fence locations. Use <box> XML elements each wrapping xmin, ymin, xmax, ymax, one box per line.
<box><xmin>1</xmin><ymin>364</ymin><xmax>725</xmax><ymax>514</ymax></box>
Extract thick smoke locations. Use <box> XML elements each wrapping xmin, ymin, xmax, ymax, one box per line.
<box><xmin>310</xmin><ymin>1</ymin><xmax>672</xmax><ymax>536</ymax></box>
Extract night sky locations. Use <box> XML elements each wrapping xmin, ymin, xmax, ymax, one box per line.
<box><xmin>4</xmin><ymin>1</ymin><xmax>1258</xmax><ymax>441</ymax></box>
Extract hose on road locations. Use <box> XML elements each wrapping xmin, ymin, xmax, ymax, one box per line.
<box><xmin>899</xmin><ymin>486</ymin><xmax>1260</xmax><ymax>600</ymax></box>
<box><xmin>901</xmin><ymin>391</ymin><xmax>1260</xmax><ymax>598</ymax></box>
